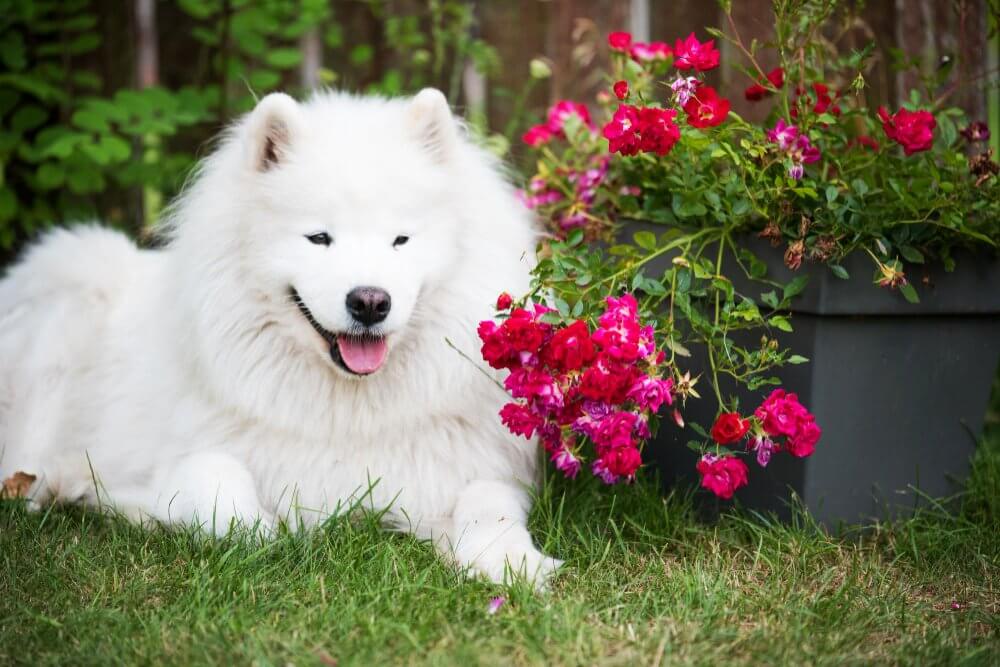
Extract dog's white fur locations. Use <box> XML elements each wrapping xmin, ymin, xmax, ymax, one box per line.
<box><xmin>0</xmin><ymin>89</ymin><xmax>561</xmax><ymax>585</ymax></box>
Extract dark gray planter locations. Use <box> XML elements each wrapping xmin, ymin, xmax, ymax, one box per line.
<box><xmin>622</xmin><ymin>221</ymin><xmax>1000</xmax><ymax>526</ymax></box>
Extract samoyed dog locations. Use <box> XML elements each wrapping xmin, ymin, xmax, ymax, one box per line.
<box><xmin>0</xmin><ymin>89</ymin><xmax>561</xmax><ymax>585</ymax></box>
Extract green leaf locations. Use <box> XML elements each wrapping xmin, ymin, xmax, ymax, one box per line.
<box><xmin>782</xmin><ymin>275</ymin><xmax>810</xmax><ymax>300</ymax></box>
<box><xmin>266</xmin><ymin>48</ymin><xmax>302</xmax><ymax>69</ymax></box>
<box><xmin>787</xmin><ymin>355</ymin><xmax>809</xmax><ymax>364</ymax></box>
<box><xmin>688</xmin><ymin>421</ymin><xmax>710</xmax><ymax>439</ymax></box>
<box><xmin>35</xmin><ymin>162</ymin><xmax>65</xmax><ymax>189</ymax></box>
<box><xmin>675</xmin><ymin>268</ymin><xmax>692</xmax><ymax>294</ymax></box>
<box><xmin>0</xmin><ymin>186</ymin><xmax>17</xmax><ymax>221</ymax></box>
<box><xmin>11</xmin><ymin>105</ymin><xmax>48</xmax><ymax>133</ymax></box>
<box><xmin>633</xmin><ymin>230</ymin><xmax>656</xmax><ymax>251</ymax></box>
<box><xmin>829</xmin><ymin>264</ymin><xmax>849</xmax><ymax>280</ymax></box>
<box><xmin>642</xmin><ymin>277</ymin><xmax>667</xmax><ymax>295</ymax></box>
<box><xmin>66</xmin><ymin>166</ymin><xmax>105</xmax><ymax>193</ymax></box>
<box><xmin>899</xmin><ymin>282</ymin><xmax>920</xmax><ymax>304</ymax></box>
<box><xmin>671</xmin><ymin>193</ymin><xmax>707</xmax><ymax>218</ymax></box>
<box><xmin>350</xmin><ymin>44</ymin><xmax>374</xmax><ymax>66</ymax></box>
<box><xmin>248</xmin><ymin>70</ymin><xmax>281</xmax><ymax>91</ymax></box>
<box><xmin>898</xmin><ymin>245</ymin><xmax>924</xmax><ymax>263</ymax></box>
<box><xmin>760</xmin><ymin>290</ymin><xmax>779</xmax><ymax>309</ymax></box>
<box><xmin>769</xmin><ymin>315</ymin><xmax>793</xmax><ymax>332</ymax></box>
<box><xmin>72</xmin><ymin>108</ymin><xmax>110</xmax><ymax>133</ymax></box>
<box><xmin>39</xmin><ymin>131</ymin><xmax>85</xmax><ymax>159</ymax></box>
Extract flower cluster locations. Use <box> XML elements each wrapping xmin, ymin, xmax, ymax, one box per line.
<box><xmin>598</xmin><ymin>30</ymin><xmax>730</xmax><ymax>159</ymax></box>
<box><xmin>480</xmin><ymin>293</ymin><xmax>674</xmax><ymax>483</ymax></box>
<box><xmin>607</xmin><ymin>31</ymin><xmax>672</xmax><ymax>64</ymax></box>
<box><xmin>766</xmin><ymin>119</ymin><xmax>820</xmax><ymax>180</ymax></box>
<box><xmin>792</xmin><ymin>82</ymin><xmax>842</xmax><ymax>119</ymax></box>
<box><xmin>504</xmin><ymin>18</ymin><xmax>992</xmax><ymax>500</ymax></box>
<box><xmin>521</xmin><ymin>100</ymin><xmax>594</xmax><ymax>147</ymax></box>
<box><xmin>603</xmin><ymin>105</ymin><xmax>681</xmax><ymax>156</ymax></box>
<box><xmin>696</xmin><ymin>390</ymin><xmax>821</xmax><ymax>499</ymax></box>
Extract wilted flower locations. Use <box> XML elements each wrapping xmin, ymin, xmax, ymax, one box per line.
<box><xmin>876</xmin><ymin>261</ymin><xmax>908</xmax><ymax>289</ymax></box>
<box><xmin>959</xmin><ymin>121</ymin><xmax>989</xmax><ymax>143</ymax></box>
<box><xmin>784</xmin><ymin>239</ymin><xmax>805</xmax><ymax>270</ymax></box>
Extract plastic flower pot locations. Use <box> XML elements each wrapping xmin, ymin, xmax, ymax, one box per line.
<box><xmin>623</xmin><ymin>221</ymin><xmax>1000</xmax><ymax>526</ymax></box>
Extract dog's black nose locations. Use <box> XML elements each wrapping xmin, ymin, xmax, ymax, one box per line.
<box><xmin>346</xmin><ymin>287</ymin><xmax>391</xmax><ymax>326</ymax></box>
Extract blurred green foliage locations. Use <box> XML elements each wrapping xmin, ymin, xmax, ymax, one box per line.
<box><xmin>0</xmin><ymin>0</ymin><xmax>499</xmax><ymax>256</ymax></box>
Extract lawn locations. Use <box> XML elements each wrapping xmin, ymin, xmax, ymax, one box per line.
<box><xmin>2</xmin><ymin>426</ymin><xmax>998</xmax><ymax>666</ymax></box>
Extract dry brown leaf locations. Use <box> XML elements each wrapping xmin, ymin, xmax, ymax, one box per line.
<box><xmin>1</xmin><ymin>471</ymin><xmax>37</xmax><ymax>499</ymax></box>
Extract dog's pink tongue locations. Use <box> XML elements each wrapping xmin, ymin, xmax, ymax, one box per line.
<box><xmin>336</xmin><ymin>336</ymin><xmax>388</xmax><ymax>374</ymax></box>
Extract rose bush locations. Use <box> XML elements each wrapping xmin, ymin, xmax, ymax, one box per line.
<box><xmin>481</xmin><ymin>4</ymin><xmax>997</xmax><ymax>497</ymax></box>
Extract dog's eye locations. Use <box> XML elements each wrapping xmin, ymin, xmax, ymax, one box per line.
<box><xmin>305</xmin><ymin>232</ymin><xmax>332</xmax><ymax>247</ymax></box>
<box><xmin>393</xmin><ymin>235</ymin><xmax>410</xmax><ymax>248</ymax></box>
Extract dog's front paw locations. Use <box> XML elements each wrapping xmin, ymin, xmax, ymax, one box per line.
<box><xmin>467</xmin><ymin>542</ymin><xmax>564</xmax><ymax>590</ymax></box>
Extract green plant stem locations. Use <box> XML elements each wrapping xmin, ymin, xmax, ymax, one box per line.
<box><xmin>706</xmin><ymin>234</ymin><xmax>728</xmax><ymax>409</ymax></box>
<box><xmin>584</xmin><ymin>227</ymin><xmax>715</xmax><ymax>297</ymax></box>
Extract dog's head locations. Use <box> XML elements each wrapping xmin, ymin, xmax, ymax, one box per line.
<box><xmin>232</xmin><ymin>90</ymin><xmax>466</xmax><ymax>378</ymax></box>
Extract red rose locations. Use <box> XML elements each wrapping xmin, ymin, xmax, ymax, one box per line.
<box><xmin>877</xmin><ymin>106</ymin><xmax>936</xmax><ymax>156</ymax></box>
<box><xmin>786</xmin><ymin>419</ymin><xmax>821</xmax><ymax>457</ymax></box>
<box><xmin>602</xmin><ymin>104</ymin><xmax>641</xmax><ymax>156</ymax></box>
<box><xmin>710</xmin><ymin>412</ymin><xmax>751</xmax><ymax>444</ymax></box>
<box><xmin>608</xmin><ymin>31</ymin><xmax>632</xmax><ymax>51</ymax></box>
<box><xmin>579</xmin><ymin>359</ymin><xmax>636</xmax><ymax>404</ymax></box>
<box><xmin>501</xmin><ymin>308</ymin><xmax>546</xmax><ymax>354</ymax></box>
<box><xmin>604</xmin><ymin>446</ymin><xmax>642</xmax><ymax>477</ymax></box>
<box><xmin>478</xmin><ymin>320</ymin><xmax>512</xmax><ymax>369</ymax></box>
<box><xmin>613</xmin><ymin>80</ymin><xmax>629</xmax><ymax>100</ymax></box>
<box><xmin>696</xmin><ymin>455</ymin><xmax>749</xmax><ymax>499</ymax></box>
<box><xmin>521</xmin><ymin>124</ymin><xmax>553</xmax><ymax>147</ymax></box>
<box><xmin>496</xmin><ymin>292</ymin><xmax>513</xmax><ymax>310</ymax></box>
<box><xmin>541</xmin><ymin>320</ymin><xmax>596</xmax><ymax>372</ymax></box>
<box><xmin>683</xmin><ymin>85</ymin><xmax>730</xmax><ymax>128</ymax></box>
<box><xmin>673</xmin><ymin>32</ymin><xmax>720</xmax><ymax>72</ymax></box>
<box><xmin>636</xmin><ymin>107</ymin><xmax>681</xmax><ymax>156</ymax></box>
<box><xmin>499</xmin><ymin>403</ymin><xmax>542</xmax><ymax>439</ymax></box>
<box><xmin>546</xmin><ymin>100</ymin><xmax>592</xmax><ymax>133</ymax></box>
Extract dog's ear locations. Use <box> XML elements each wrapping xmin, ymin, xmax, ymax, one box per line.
<box><xmin>406</xmin><ymin>88</ymin><xmax>458</xmax><ymax>163</ymax></box>
<box><xmin>246</xmin><ymin>92</ymin><xmax>301</xmax><ymax>172</ymax></box>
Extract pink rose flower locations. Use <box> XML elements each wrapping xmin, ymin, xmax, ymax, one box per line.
<box><xmin>696</xmin><ymin>454</ymin><xmax>749</xmax><ymax>499</ymax></box>
<box><xmin>673</xmin><ymin>32</ymin><xmax>720</xmax><ymax>71</ymax></box>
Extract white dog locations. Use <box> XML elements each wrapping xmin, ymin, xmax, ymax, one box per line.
<box><xmin>0</xmin><ymin>89</ymin><xmax>562</xmax><ymax>585</ymax></box>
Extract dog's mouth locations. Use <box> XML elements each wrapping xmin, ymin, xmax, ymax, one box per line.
<box><xmin>289</xmin><ymin>288</ymin><xmax>388</xmax><ymax>376</ymax></box>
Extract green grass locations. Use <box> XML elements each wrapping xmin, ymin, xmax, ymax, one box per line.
<box><xmin>3</xmin><ymin>430</ymin><xmax>999</xmax><ymax>666</ymax></box>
